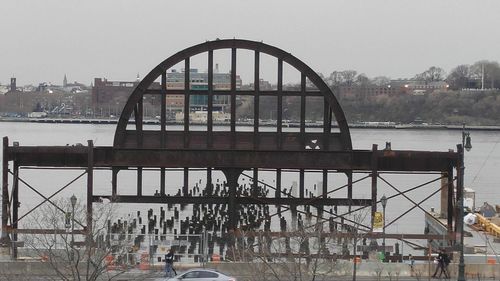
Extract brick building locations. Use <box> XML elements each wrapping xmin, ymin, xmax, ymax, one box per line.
<box><xmin>92</xmin><ymin>69</ymin><xmax>241</xmax><ymax>116</ymax></box>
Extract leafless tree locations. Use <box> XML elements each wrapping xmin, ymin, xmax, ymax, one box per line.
<box><xmin>232</xmin><ymin>219</ymin><xmax>347</xmax><ymax>281</ymax></box>
<box><xmin>341</xmin><ymin>70</ymin><xmax>358</xmax><ymax>86</ymax></box>
<box><xmin>342</xmin><ymin>207</ymin><xmax>370</xmax><ymax>281</ymax></box>
<box><xmin>414</xmin><ymin>66</ymin><xmax>446</xmax><ymax>82</ymax></box>
<box><xmin>372</xmin><ymin>76</ymin><xmax>391</xmax><ymax>87</ymax></box>
<box><xmin>447</xmin><ymin>64</ymin><xmax>471</xmax><ymax>90</ymax></box>
<box><xmin>372</xmin><ymin>259</ymin><xmax>385</xmax><ymax>281</ymax></box>
<box><xmin>471</xmin><ymin>60</ymin><xmax>500</xmax><ymax>89</ymax></box>
<box><xmin>21</xmin><ymin>198</ymin><xmax>142</xmax><ymax>281</ymax></box>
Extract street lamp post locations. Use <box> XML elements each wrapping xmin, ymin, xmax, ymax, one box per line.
<box><xmin>381</xmin><ymin>195</ymin><xmax>388</xmax><ymax>256</ymax></box>
<box><xmin>458</xmin><ymin>124</ymin><xmax>471</xmax><ymax>281</ymax></box>
<box><xmin>70</xmin><ymin>195</ymin><xmax>77</xmax><ymax>261</ymax></box>
<box><xmin>462</xmin><ymin>123</ymin><xmax>472</xmax><ymax>152</ymax></box>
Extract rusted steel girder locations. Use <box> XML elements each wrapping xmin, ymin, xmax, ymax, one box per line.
<box><xmin>113</xmin><ymin>39</ymin><xmax>353</xmax><ymax>150</ymax></box>
<box><xmin>7</xmin><ymin>228</ymin><xmax>86</xmax><ymax>235</ymax></box>
<box><xmin>233</xmin><ymin>231</ymin><xmax>454</xmax><ymax>241</ymax></box>
<box><xmin>1</xmin><ymin>137</ymin><xmax>9</xmax><ymax>243</ymax></box>
<box><xmin>93</xmin><ymin>195</ymin><xmax>372</xmax><ymax>206</ymax></box>
<box><xmin>6</xmin><ymin>146</ymin><xmax>458</xmax><ymax>172</ymax></box>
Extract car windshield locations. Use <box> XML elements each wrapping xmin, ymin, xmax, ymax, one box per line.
<box><xmin>182</xmin><ymin>271</ymin><xmax>200</xmax><ymax>278</ymax></box>
<box><xmin>198</xmin><ymin>271</ymin><xmax>219</xmax><ymax>278</ymax></box>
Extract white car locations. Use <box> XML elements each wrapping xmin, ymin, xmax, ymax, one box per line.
<box><xmin>167</xmin><ymin>269</ymin><xmax>236</xmax><ymax>281</ymax></box>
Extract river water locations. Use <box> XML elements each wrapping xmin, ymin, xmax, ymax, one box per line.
<box><xmin>1</xmin><ymin>122</ymin><xmax>499</xmax><ymax>237</ymax></box>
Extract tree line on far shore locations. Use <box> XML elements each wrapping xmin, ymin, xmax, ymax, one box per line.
<box><xmin>2</xmin><ymin>59</ymin><xmax>500</xmax><ymax>125</ymax></box>
<box><xmin>321</xmin><ymin>60</ymin><xmax>500</xmax><ymax>90</ymax></box>
<box><xmin>325</xmin><ymin>59</ymin><xmax>500</xmax><ymax>125</ymax></box>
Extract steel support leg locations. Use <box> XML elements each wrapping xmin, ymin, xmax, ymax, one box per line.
<box><xmin>87</xmin><ymin>140</ymin><xmax>94</xmax><ymax>237</ymax></box>
<box><xmin>12</xmin><ymin>162</ymin><xmax>19</xmax><ymax>259</ymax></box>
<box><xmin>371</xmin><ymin>144</ymin><xmax>378</xmax><ymax>229</ymax></box>
<box><xmin>1</xmin><ymin>137</ymin><xmax>10</xmax><ymax>244</ymax></box>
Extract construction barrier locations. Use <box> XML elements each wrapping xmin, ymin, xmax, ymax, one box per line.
<box><xmin>212</xmin><ymin>254</ymin><xmax>221</xmax><ymax>262</ymax></box>
<box><xmin>105</xmin><ymin>255</ymin><xmax>116</xmax><ymax>270</ymax></box>
<box><xmin>138</xmin><ymin>253</ymin><xmax>150</xmax><ymax>270</ymax></box>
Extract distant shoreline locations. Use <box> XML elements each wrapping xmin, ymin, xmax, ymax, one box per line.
<box><xmin>1</xmin><ymin>117</ymin><xmax>500</xmax><ymax>131</ymax></box>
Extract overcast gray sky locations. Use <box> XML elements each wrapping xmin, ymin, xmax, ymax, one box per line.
<box><xmin>1</xmin><ymin>0</ymin><xmax>500</xmax><ymax>86</ymax></box>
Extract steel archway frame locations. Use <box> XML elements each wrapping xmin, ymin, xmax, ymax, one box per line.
<box><xmin>1</xmin><ymin>39</ymin><xmax>464</xmax><ymax>262</ymax></box>
<box><xmin>113</xmin><ymin>39</ymin><xmax>352</xmax><ymax>150</ymax></box>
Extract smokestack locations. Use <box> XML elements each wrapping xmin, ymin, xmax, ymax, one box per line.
<box><xmin>10</xmin><ymin>78</ymin><xmax>16</xmax><ymax>92</ymax></box>
<box><xmin>215</xmin><ymin>63</ymin><xmax>219</xmax><ymax>73</ymax></box>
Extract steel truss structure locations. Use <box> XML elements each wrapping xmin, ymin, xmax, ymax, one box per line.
<box><xmin>2</xmin><ymin>39</ymin><xmax>463</xmax><ymax>259</ymax></box>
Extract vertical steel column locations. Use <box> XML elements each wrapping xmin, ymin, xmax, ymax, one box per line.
<box><xmin>299</xmin><ymin>73</ymin><xmax>306</xmax><ymax>201</ymax></box>
<box><xmin>253</xmin><ymin>168</ymin><xmax>258</xmax><ymax>192</ymax></box>
<box><xmin>322</xmin><ymin>169</ymin><xmax>328</xmax><ymax>198</ymax></box>
<box><xmin>347</xmin><ymin>171</ymin><xmax>353</xmax><ymax>212</ymax></box>
<box><xmin>253</xmin><ymin>51</ymin><xmax>260</xmax><ymax>149</ymax></box>
<box><xmin>320</xmin><ymin>169</ymin><xmax>328</xmax><ymax>223</ymax></box>
<box><xmin>184</xmin><ymin>58</ymin><xmax>190</xmax><ymax>148</ymax></box>
<box><xmin>223</xmin><ymin>169</ymin><xmax>242</xmax><ymax>231</ymax></box>
<box><xmin>1</xmin><ymin>137</ymin><xmax>9</xmax><ymax>242</ymax></box>
<box><xmin>277</xmin><ymin>59</ymin><xmax>283</xmax><ymax>150</ymax></box>
<box><xmin>276</xmin><ymin>169</ymin><xmax>281</xmax><ymax>198</ymax></box>
<box><xmin>299</xmin><ymin>169</ymin><xmax>305</xmax><ymax>198</ymax></box>
<box><xmin>160</xmin><ymin>169</ymin><xmax>166</xmax><ymax>196</ymax></box>
<box><xmin>135</xmin><ymin>97</ymin><xmax>143</xmax><ymax>146</ymax></box>
<box><xmin>160</xmin><ymin>72</ymin><xmax>167</xmax><ymax>195</ymax></box>
<box><xmin>137</xmin><ymin>167</ymin><xmax>143</xmax><ymax>196</ymax></box>
<box><xmin>183</xmin><ymin>168</ymin><xmax>189</xmax><ymax>196</ymax></box>
<box><xmin>136</xmin><ymin>95</ymin><xmax>144</xmax><ymax>197</ymax></box>
<box><xmin>347</xmin><ymin>171</ymin><xmax>353</xmax><ymax>201</ymax></box>
<box><xmin>207</xmin><ymin>50</ymin><xmax>214</xmax><ymax>149</ymax></box>
<box><xmin>12</xmin><ymin>161</ymin><xmax>19</xmax><ymax>258</ymax></box>
<box><xmin>323</xmin><ymin>99</ymin><xmax>332</xmax><ymax>150</ymax></box>
<box><xmin>111</xmin><ymin>168</ymin><xmax>118</xmax><ymax>198</ymax></box>
<box><xmin>161</xmin><ymin>72</ymin><xmax>167</xmax><ymax>145</ymax></box>
<box><xmin>371</xmin><ymin>144</ymin><xmax>378</xmax><ymax>228</ymax></box>
<box><xmin>300</xmin><ymin>74</ymin><xmax>306</xmax><ymax>149</ymax></box>
<box><xmin>457</xmin><ymin>144</ymin><xmax>466</xmax><ymax>281</ymax></box>
<box><xmin>206</xmin><ymin>167</ymin><xmax>212</xmax><ymax>190</ymax></box>
<box><xmin>276</xmin><ymin>168</ymin><xmax>282</xmax><ymax>215</ymax></box>
<box><xmin>230</xmin><ymin>48</ymin><xmax>237</xmax><ymax>149</ymax></box>
<box><xmin>87</xmin><ymin>140</ymin><xmax>94</xmax><ymax>238</ymax></box>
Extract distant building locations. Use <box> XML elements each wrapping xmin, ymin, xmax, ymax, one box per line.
<box><xmin>92</xmin><ymin>69</ymin><xmax>241</xmax><ymax>114</ymax></box>
<box><xmin>92</xmin><ymin>78</ymin><xmax>147</xmax><ymax>107</ymax></box>
<box><xmin>0</xmin><ymin>84</ymin><xmax>9</xmax><ymax>95</ymax></box>
<box><xmin>246</xmin><ymin>78</ymin><xmax>273</xmax><ymax>90</ymax></box>
<box><xmin>339</xmin><ymin>79</ymin><xmax>449</xmax><ymax>98</ymax></box>
<box><xmin>10</xmin><ymin>78</ymin><xmax>16</xmax><ymax>92</ymax></box>
<box><xmin>166</xmin><ymin>68</ymin><xmax>242</xmax><ymax>112</ymax></box>
<box><xmin>339</xmin><ymin>84</ymin><xmax>403</xmax><ymax>98</ymax></box>
<box><xmin>391</xmin><ymin>80</ymin><xmax>449</xmax><ymax>95</ymax></box>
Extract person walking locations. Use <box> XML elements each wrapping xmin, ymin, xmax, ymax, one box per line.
<box><xmin>408</xmin><ymin>254</ymin><xmax>415</xmax><ymax>276</ymax></box>
<box><xmin>432</xmin><ymin>249</ymin><xmax>449</xmax><ymax>279</ymax></box>
<box><xmin>164</xmin><ymin>249</ymin><xmax>177</xmax><ymax>278</ymax></box>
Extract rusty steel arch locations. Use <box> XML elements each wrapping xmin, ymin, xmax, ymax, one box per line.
<box><xmin>113</xmin><ymin>39</ymin><xmax>352</xmax><ymax>151</ymax></box>
<box><xmin>2</xmin><ymin>39</ymin><xmax>464</xmax><ymax>263</ymax></box>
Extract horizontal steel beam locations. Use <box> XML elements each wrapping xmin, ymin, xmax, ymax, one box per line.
<box><xmin>235</xmin><ymin>231</ymin><xmax>454</xmax><ymax>240</ymax></box>
<box><xmin>94</xmin><ymin>195</ymin><xmax>371</xmax><ymax>206</ymax></box>
<box><xmin>6</xmin><ymin>145</ymin><xmax>458</xmax><ymax>172</ymax></box>
<box><xmin>8</xmin><ymin>228</ymin><xmax>86</xmax><ymax>235</ymax></box>
<box><xmin>145</xmin><ymin>89</ymin><xmax>324</xmax><ymax>97</ymax></box>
